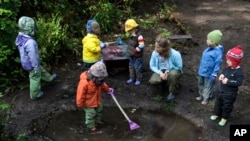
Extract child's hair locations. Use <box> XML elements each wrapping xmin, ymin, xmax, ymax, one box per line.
<box><xmin>86</xmin><ymin>71</ymin><xmax>93</xmax><ymax>81</ymax></box>
<box><xmin>86</xmin><ymin>19</ymin><xmax>100</xmax><ymax>33</ymax></box>
<box><xmin>91</xmin><ymin>22</ymin><xmax>100</xmax><ymax>31</ymax></box>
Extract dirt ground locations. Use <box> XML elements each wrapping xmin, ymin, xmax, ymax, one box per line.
<box><xmin>3</xmin><ymin>0</ymin><xmax>250</xmax><ymax>141</ymax></box>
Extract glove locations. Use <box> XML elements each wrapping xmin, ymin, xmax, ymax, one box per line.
<box><xmin>209</xmin><ymin>75</ymin><xmax>215</xmax><ymax>82</ymax></box>
<box><xmin>116</xmin><ymin>37</ymin><xmax>124</xmax><ymax>45</ymax></box>
<box><xmin>100</xmin><ymin>41</ymin><xmax>106</xmax><ymax>49</ymax></box>
<box><xmin>107</xmin><ymin>88</ymin><xmax>114</xmax><ymax>95</ymax></box>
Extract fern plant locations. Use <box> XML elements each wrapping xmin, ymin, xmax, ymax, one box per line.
<box><xmin>36</xmin><ymin>14</ymin><xmax>68</xmax><ymax>66</ymax></box>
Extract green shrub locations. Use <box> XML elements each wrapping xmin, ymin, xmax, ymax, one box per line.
<box><xmin>36</xmin><ymin>14</ymin><xmax>68</xmax><ymax>66</ymax></box>
<box><xmin>16</xmin><ymin>133</ymin><xmax>28</xmax><ymax>141</ymax></box>
<box><xmin>0</xmin><ymin>0</ymin><xmax>23</xmax><ymax>92</ymax></box>
<box><xmin>88</xmin><ymin>1</ymin><xmax>121</xmax><ymax>33</ymax></box>
<box><xmin>164</xmin><ymin>101</ymin><xmax>176</xmax><ymax>113</ymax></box>
<box><xmin>0</xmin><ymin>92</ymin><xmax>11</xmax><ymax>141</ymax></box>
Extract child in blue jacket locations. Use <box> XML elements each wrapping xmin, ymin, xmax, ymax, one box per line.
<box><xmin>196</xmin><ymin>30</ymin><xmax>224</xmax><ymax>105</ymax></box>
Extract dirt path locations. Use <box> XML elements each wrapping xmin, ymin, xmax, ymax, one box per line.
<box><xmin>3</xmin><ymin>0</ymin><xmax>250</xmax><ymax>141</ymax></box>
<box><xmin>172</xmin><ymin>0</ymin><xmax>250</xmax><ymax>141</ymax></box>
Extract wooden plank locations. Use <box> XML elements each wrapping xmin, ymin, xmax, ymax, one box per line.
<box><xmin>169</xmin><ymin>35</ymin><xmax>192</xmax><ymax>40</ymax></box>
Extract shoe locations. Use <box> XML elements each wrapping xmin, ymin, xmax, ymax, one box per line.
<box><xmin>210</xmin><ymin>115</ymin><xmax>218</xmax><ymax>121</ymax></box>
<box><xmin>218</xmin><ymin>118</ymin><xmax>227</xmax><ymax>127</ymax></box>
<box><xmin>86</xmin><ymin>127</ymin><xmax>97</xmax><ymax>132</ymax></box>
<box><xmin>38</xmin><ymin>91</ymin><xmax>44</xmax><ymax>97</ymax></box>
<box><xmin>167</xmin><ymin>93</ymin><xmax>175</xmax><ymax>100</ymax></box>
<box><xmin>51</xmin><ymin>73</ymin><xmax>57</xmax><ymax>81</ymax></box>
<box><xmin>91</xmin><ymin>127</ymin><xmax>97</xmax><ymax>132</ymax></box>
<box><xmin>196</xmin><ymin>96</ymin><xmax>203</xmax><ymax>101</ymax></box>
<box><xmin>201</xmin><ymin>101</ymin><xmax>208</xmax><ymax>105</ymax></box>
<box><xmin>135</xmin><ymin>80</ymin><xmax>141</xmax><ymax>85</ymax></box>
<box><xmin>126</xmin><ymin>79</ymin><xmax>134</xmax><ymax>84</ymax></box>
<box><xmin>31</xmin><ymin>91</ymin><xmax>44</xmax><ymax>100</ymax></box>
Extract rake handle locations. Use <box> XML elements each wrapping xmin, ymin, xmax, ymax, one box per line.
<box><xmin>110</xmin><ymin>94</ymin><xmax>131</xmax><ymax>121</ymax></box>
<box><xmin>106</xmin><ymin>41</ymin><xmax>117</xmax><ymax>46</ymax></box>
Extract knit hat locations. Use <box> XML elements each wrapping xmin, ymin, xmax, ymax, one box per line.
<box><xmin>125</xmin><ymin>19</ymin><xmax>138</xmax><ymax>32</ymax></box>
<box><xmin>86</xmin><ymin>19</ymin><xmax>100</xmax><ymax>33</ymax></box>
<box><xmin>207</xmin><ymin>30</ymin><xmax>223</xmax><ymax>44</ymax></box>
<box><xmin>18</xmin><ymin>16</ymin><xmax>36</xmax><ymax>36</ymax></box>
<box><xmin>89</xmin><ymin>61</ymin><xmax>108</xmax><ymax>77</ymax></box>
<box><xmin>226</xmin><ymin>45</ymin><xmax>244</xmax><ymax>68</ymax></box>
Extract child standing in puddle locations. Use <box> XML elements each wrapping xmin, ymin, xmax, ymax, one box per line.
<box><xmin>76</xmin><ymin>61</ymin><xmax>114</xmax><ymax>132</ymax></box>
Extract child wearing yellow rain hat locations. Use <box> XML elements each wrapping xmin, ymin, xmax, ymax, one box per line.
<box><xmin>124</xmin><ymin>19</ymin><xmax>145</xmax><ymax>86</ymax></box>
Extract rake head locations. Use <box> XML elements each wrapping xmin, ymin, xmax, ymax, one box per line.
<box><xmin>128</xmin><ymin>120</ymin><xmax>140</xmax><ymax>130</ymax></box>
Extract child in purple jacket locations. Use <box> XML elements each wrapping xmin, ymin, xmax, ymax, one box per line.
<box><xmin>15</xmin><ymin>16</ymin><xmax>57</xmax><ymax>100</ymax></box>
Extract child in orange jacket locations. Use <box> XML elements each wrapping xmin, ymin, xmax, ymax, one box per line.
<box><xmin>76</xmin><ymin>61</ymin><xmax>114</xmax><ymax>132</ymax></box>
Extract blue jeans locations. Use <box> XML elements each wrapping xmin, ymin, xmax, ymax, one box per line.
<box><xmin>198</xmin><ymin>76</ymin><xmax>215</xmax><ymax>101</ymax></box>
<box><xmin>128</xmin><ymin>57</ymin><xmax>143</xmax><ymax>81</ymax></box>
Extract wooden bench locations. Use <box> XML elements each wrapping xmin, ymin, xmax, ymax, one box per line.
<box><xmin>169</xmin><ymin>35</ymin><xmax>192</xmax><ymax>40</ymax></box>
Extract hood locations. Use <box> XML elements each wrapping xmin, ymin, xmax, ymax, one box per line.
<box><xmin>208</xmin><ymin>44</ymin><xmax>224</xmax><ymax>53</ymax></box>
<box><xmin>215</xmin><ymin>45</ymin><xmax>224</xmax><ymax>53</ymax></box>
<box><xmin>80</xmin><ymin>71</ymin><xmax>88</xmax><ymax>80</ymax></box>
<box><xmin>15</xmin><ymin>32</ymin><xmax>32</xmax><ymax>47</ymax></box>
<box><xmin>85</xmin><ymin>33</ymin><xmax>98</xmax><ymax>39</ymax></box>
<box><xmin>83</xmin><ymin>33</ymin><xmax>98</xmax><ymax>44</ymax></box>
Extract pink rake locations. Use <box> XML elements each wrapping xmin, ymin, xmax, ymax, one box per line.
<box><xmin>110</xmin><ymin>93</ymin><xmax>140</xmax><ymax>130</ymax></box>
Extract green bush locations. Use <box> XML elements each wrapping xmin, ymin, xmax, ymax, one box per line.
<box><xmin>36</xmin><ymin>14</ymin><xmax>68</xmax><ymax>66</ymax></box>
<box><xmin>0</xmin><ymin>0</ymin><xmax>142</xmax><ymax>92</ymax></box>
<box><xmin>0</xmin><ymin>92</ymin><xmax>11</xmax><ymax>141</ymax></box>
<box><xmin>88</xmin><ymin>1</ymin><xmax>121</xmax><ymax>33</ymax></box>
<box><xmin>0</xmin><ymin>0</ymin><xmax>23</xmax><ymax>92</ymax></box>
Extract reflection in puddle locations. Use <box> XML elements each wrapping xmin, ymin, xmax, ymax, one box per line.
<box><xmin>30</xmin><ymin>107</ymin><xmax>204</xmax><ymax>141</ymax></box>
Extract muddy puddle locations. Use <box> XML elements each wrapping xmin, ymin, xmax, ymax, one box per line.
<box><xmin>30</xmin><ymin>107</ymin><xmax>206</xmax><ymax>141</ymax></box>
